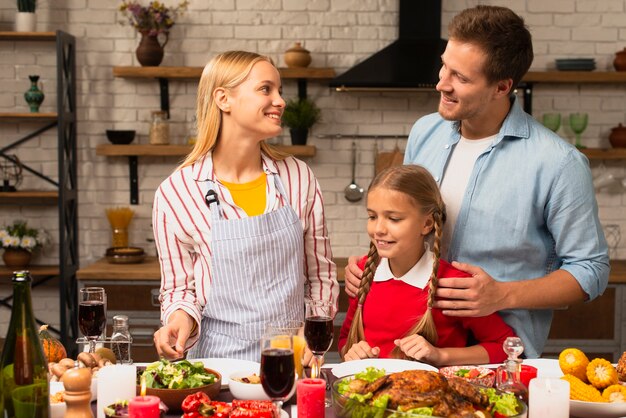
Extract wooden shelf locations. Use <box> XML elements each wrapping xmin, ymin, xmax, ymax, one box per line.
<box><xmin>113</xmin><ymin>66</ymin><xmax>335</xmax><ymax>80</ymax></box>
<box><xmin>523</xmin><ymin>71</ymin><xmax>626</xmax><ymax>83</ymax></box>
<box><xmin>581</xmin><ymin>148</ymin><xmax>626</xmax><ymax>160</ymax></box>
<box><xmin>0</xmin><ymin>191</ymin><xmax>58</xmax><ymax>205</ymax></box>
<box><xmin>96</xmin><ymin>144</ymin><xmax>317</xmax><ymax>158</ymax></box>
<box><xmin>0</xmin><ymin>31</ymin><xmax>56</xmax><ymax>41</ymax></box>
<box><xmin>0</xmin><ymin>265</ymin><xmax>59</xmax><ymax>278</ymax></box>
<box><xmin>0</xmin><ymin>112</ymin><xmax>57</xmax><ymax>122</ymax></box>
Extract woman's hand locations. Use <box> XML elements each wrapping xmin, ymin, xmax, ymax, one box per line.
<box><xmin>344</xmin><ymin>255</ymin><xmax>363</xmax><ymax>298</ymax></box>
<box><xmin>343</xmin><ymin>341</ymin><xmax>380</xmax><ymax>361</ymax></box>
<box><xmin>394</xmin><ymin>335</ymin><xmax>440</xmax><ymax>365</ymax></box>
<box><xmin>153</xmin><ymin>310</ymin><xmax>196</xmax><ymax>360</ymax></box>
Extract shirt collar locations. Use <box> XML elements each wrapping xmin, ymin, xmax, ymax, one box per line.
<box><xmin>192</xmin><ymin>148</ymin><xmax>279</xmax><ymax>182</ymax></box>
<box><xmin>373</xmin><ymin>244</ymin><xmax>435</xmax><ymax>289</ymax></box>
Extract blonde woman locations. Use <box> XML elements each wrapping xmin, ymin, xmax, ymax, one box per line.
<box><xmin>152</xmin><ymin>51</ymin><xmax>338</xmax><ymax>361</ymax></box>
<box><xmin>339</xmin><ymin>165</ymin><xmax>515</xmax><ymax>366</ymax></box>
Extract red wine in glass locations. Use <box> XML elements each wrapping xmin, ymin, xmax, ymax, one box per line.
<box><xmin>78</xmin><ymin>300</ymin><xmax>106</xmax><ymax>337</ymax></box>
<box><xmin>304</xmin><ymin>316</ymin><xmax>334</xmax><ymax>354</ymax></box>
<box><xmin>261</xmin><ymin>348</ymin><xmax>295</xmax><ymax>398</ymax></box>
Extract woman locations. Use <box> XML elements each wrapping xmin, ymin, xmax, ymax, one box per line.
<box><xmin>152</xmin><ymin>51</ymin><xmax>338</xmax><ymax>361</ymax></box>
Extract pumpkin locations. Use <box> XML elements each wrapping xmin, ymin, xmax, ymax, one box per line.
<box><xmin>39</xmin><ymin>324</ymin><xmax>67</xmax><ymax>363</ymax></box>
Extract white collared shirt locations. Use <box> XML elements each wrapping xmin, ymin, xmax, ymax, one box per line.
<box><xmin>373</xmin><ymin>245</ymin><xmax>435</xmax><ymax>289</ymax></box>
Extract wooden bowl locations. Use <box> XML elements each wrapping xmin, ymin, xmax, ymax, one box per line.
<box><xmin>136</xmin><ymin>368</ymin><xmax>221</xmax><ymax>412</ymax></box>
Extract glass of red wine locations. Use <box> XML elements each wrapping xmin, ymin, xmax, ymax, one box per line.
<box><xmin>78</xmin><ymin>287</ymin><xmax>107</xmax><ymax>353</ymax></box>
<box><xmin>260</xmin><ymin>333</ymin><xmax>295</xmax><ymax>414</ymax></box>
<box><xmin>304</xmin><ymin>299</ymin><xmax>334</xmax><ymax>380</ymax></box>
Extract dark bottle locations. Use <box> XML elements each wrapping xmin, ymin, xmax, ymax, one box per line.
<box><xmin>1</xmin><ymin>271</ymin><xmax>49</xmax><ymax>418</ymax></box>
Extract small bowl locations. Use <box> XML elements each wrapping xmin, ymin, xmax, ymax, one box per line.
<box><xmin>439</xmin><ymin>365</ymin><xmax>496</xmax><ymax>387</ymax></box>
<box><xmin>106</xmin><ymin>130</ymin><xmax>136</xmax><ymax>145</ymax></box>
<box><xmin>228</xmin><ymin>371</ymin><xmax>270</xmax><ymax>401</ymax></box>
<box><xmin>136</xmin><ymin>367</ymin><xmax>221</xmax><ymax>412</ymax></box>
<box><xmin>50</xmin><ymin>382</ymin><xmax>67</xmax><ymax>418</ymax></box>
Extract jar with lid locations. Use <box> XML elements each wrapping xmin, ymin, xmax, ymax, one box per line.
<box><xmin>149</xmin><ymin>110</ymin><xmax>170</xmax><ymax>145</ymax></box>
<box><xmin>110</xmin><ymin>314</ymin><xmax>133</xmax><ymax>364</ymax></box>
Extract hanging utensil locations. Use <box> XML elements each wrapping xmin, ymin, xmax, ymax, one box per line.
<box><xmin>344</xmin><ymin>141</ymin><xmax>364</xmax><ymax>202</ymax></box>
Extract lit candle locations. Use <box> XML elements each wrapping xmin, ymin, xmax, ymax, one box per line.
<box><xmin>297</xmin><ymin>378</ymin><xmax>325</xmax><ymax>418</ymax></box>
<box><xmin>128</xmin><ymin>376</ymin><xmax>160</xmax><ymax>418</ymax></box>
<box><xmin>529</xmin><ymin>378</ymin><xmax>570</xmax><ymax>418</ymax></box>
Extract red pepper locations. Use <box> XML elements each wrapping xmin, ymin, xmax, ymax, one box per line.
<box><xmin>208</xmin><ymin>401</ymin><xmax>232</xmax><ymax>418</ymax></box>
<box><xmin>231</xmin><ymin>400</ymin><xmax>274</xmax><ymax>411</ymax></box>
<box><xmin>181</xmin><ymin>392</ymin><xmax>212</xmax><ymax>413</ymax></box>
<box><xmin>183</xmin><ymin>412</ymin><xmax>202</xmax><ymax>418</ymax></box>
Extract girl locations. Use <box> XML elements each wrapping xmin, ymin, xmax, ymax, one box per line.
<box><xmin>152</xmin><ymin>51</ymin><xmax>338</xmax><ymax>361</ymax></box>
<box><xmin>339</xmin><ymin>165</ymin><xmax>515</xmax><ymax>365</ymax></box>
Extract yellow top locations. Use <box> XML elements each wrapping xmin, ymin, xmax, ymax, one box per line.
<box><xmin>220</xmin><ymin>173</ymin><xmax>267</xmax><ymax>217</ymax></box>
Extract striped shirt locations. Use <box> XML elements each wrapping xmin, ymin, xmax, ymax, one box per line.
<box><xmin>152</xmin><ymin>151</ymin><xmax>338</xmax><ymax>345</ymax></box>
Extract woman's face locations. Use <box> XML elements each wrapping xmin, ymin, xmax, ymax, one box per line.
<box><xmin>367</xmin><ymin>187</ymin><xmax>434</xmax><ymax>274</ymax></box>
<box><xmin>225</xmin><ymin>60</ymin><xmax>285</xmax><ymax>140</ymax></box>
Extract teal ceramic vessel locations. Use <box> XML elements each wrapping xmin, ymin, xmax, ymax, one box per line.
<box><xmin>24</xmin><ymin>75</ymin><xmax>44</xmax><ymax>112</ymax></box>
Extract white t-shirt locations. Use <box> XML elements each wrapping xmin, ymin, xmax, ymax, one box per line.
<box><xmin>439</xmin><ymin>135</ymin><xmax>495</xmax><ymax>258</ymax></box>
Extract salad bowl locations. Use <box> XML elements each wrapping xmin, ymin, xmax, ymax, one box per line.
<box><xmin>331</xmin><ymin>369</ymin><xmax>527</xmax><ymax>418</ymax></box>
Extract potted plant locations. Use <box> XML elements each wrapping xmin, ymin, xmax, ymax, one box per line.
<box><xmin>0</xmin><ymin>220</ymin><xmax>46</xmax><ymax>269</ymax></box>
<box><xmin>15</xmin><ymin>0</ymin><xmax>37</xmax><ymax>32</ymax></box>
<box><xmin>282</xmin><ymin>98</ymin><xmax>321</xmax><ymax>145</ymax></box>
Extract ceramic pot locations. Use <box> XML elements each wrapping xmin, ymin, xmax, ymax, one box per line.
<box><xmin>15</xmin><ymin>12</ymin><xmax>36</xmax><ymax>32</ymax></box>
<box><xmin>614</xmin><ymin>48</ymin><xmax>626</xmax><ymax>71</ymax></box>
<box><xmin>290</xmin><ymin>128</ymin><xmax>309</xmax><ymax>145</ymax></box>
<box><xmin>2</xmin><ymin>248</ymin><xmax>32</xmax><ymax>270</ymax></box>
<box><xmin>24</xmin><ymin>75</ymin><xmax>44</xmax><ymax>113</ymax></box>
<box><xmin>284</xmin><ymin>42</ymin><xmax>312</xmax><ymax>68</ymax></box>
<box><xmin>136</xmin><ymin>32</ymin><xmax>168</xmax><ymax>67</ymax></box>
<box><xmin>609</xmin><ymin>123</ymin><xmax>626</xmax><ymax>148</ymax></box>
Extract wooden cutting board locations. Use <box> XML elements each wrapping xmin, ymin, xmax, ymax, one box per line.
<box><xmin>375</xmin><ymin>146</ymin><xmax>404</xmax><ymax>175</ymax></box>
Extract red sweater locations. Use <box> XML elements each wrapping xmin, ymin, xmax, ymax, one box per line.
<box><xmin>338</xmin><ymin>257</ymin><xmax>516</xmax><ymax>363</ymax></box>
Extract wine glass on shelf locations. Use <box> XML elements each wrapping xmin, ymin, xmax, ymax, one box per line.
<box><xmin>542</xmin><ymin>113</ymin><xmax>561</xmax><ymax>132</ymax></box>
<box><xmin>260</xmin><ymin>333</ymin><xmax>296</xmax><ymax>415</ymax></box>
<box><xmin>569</xmin><ymin>112</ymin><xmax>588</xmax><ymax>149</ymax></box>
<box><xmin>266</xmin><ymin>319</ymin><xmax>306</xmax><ymax>380</ymax></box>
<box><xmin>78</xmin><ymin>287</ymin><xmax>107</xmax><ymax>353</ymax></box>
<box><xmin>304</xmin><ymin>300</ymin><xmax>334</xmax><ymax>380</ymax></box>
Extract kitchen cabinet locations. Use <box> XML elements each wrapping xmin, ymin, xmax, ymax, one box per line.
<box><xmin>108</xmin><ymin>66</ymin><xmax>334</xmax><ymax>204</ymax></box>
<box><xmin>0</xmin><ymin>31</ymin><xmax>78</xmax><ymax>350</ymax></box>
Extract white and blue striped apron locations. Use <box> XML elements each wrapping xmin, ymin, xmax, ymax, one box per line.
<box><xmin>188</xmin><ymin>174</ymin><xmax>305</xmax><ymax>361</ymax></box>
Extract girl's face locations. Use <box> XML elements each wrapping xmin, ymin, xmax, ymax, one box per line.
<box><xmin>367</xmin><ymin>187</ymin><xmax>434</xmax><ymax>275</ymax></box>
<box><xmin>223</xmin><ymin>60</ymin><xmax>285</xmax><ymax>140</ymax></box>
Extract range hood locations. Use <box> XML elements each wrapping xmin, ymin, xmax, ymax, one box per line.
<box><xmin>329</xmin><ymin>0</ymin><xmax>447</xmax><ymax>91</ymax></box>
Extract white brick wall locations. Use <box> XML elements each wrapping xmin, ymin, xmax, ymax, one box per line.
<box><xmin>1</xmin><ymin>0</ymin><xmax>626</xmax><ymax>335</ymax></box>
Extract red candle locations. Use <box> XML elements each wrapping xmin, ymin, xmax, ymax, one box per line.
<box><xmin>297</xmin><ymin>378</ymin><xmax>325</xmax><ymax>418</ymax></box>
<box><xmin>129</xmin><ymin>395</ymin><xmax>160</xmax><ymax>418</ymax></box>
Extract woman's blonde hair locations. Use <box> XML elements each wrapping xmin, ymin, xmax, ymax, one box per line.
<box><xmin>341</xmin><ymin>165</ymin><xmax>447</xmax><ymax>360</ymax></box>
<box><xmin>178</xmin><ymin>50</ymin><xmax>288</xmax><ymax>169</ymax></box>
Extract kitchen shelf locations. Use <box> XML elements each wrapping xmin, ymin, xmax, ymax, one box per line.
<box><xmin>0</xmin><ymin>265</ymin><xmax>59</xmax><ymax>278</ymax></box>
<box><xmin>96</xmin><ymin>144</ymin><xmax>316</xmax><ymax>204</ymax></box>
<box><xmin>0</xmin><ymin>31</ymin><xmax>56</xmax><ymax>41</ymax></box>
<box><xmin>581</xmin><ymin>148</ymin><xmax>626</xmax><ymax>160</ymax></box>
<box><xmin>112</xmin><ymin>66</ymin><xmax>335</xmax><ymax>80</ymax></box>
<box><xmin>0</xmin><ymin>112</ymin><xmax>58</xmax><ymax>122</ymax></box>
<box><xmin>0</xmin><ymin>190</ymin><xmax>58</xmax><ymax>204</ymax></box>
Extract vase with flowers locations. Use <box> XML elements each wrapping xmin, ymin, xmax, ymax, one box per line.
<box><xmin>15</xmin><ymin>0</ymin><xmax>37</xmax><ymax>32</ymax></box>
<box><xmin>119</xmin><ymin>0</ymin><xmax>189</xmax><ymax>66</ymax></box>
<box><xmin>1</xmin><ymin>220</ymin><xmax>46</xmax><ymax>270</ymax></box>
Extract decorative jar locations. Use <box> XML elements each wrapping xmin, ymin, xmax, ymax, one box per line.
<box><xmin>24</xmin><ymin>75</ymin><xmax>44</xmax><ymax>113</ymax></box>
<box><xmin>609</xmin><ymin>123</ymin><xmax>626</xmax><ymax>148</ymax></box>
<box><xmin>2</xmin><ymin>248</ymin><xmax>32</xmax><ymax>270</ymax></box>
<box><xmin>284</xmin><ymin>42</ymin><xmax>312</xmax><ymax>68</ymax></box>
<box><xmin>149</xmin><ymin>110</ymin><xmax>170</xmax><ymax>145</ymax></box>
<box><xmin>614</xmin><ymin>48</ymin><xmax>626</xmax><ymax>71</ymax></box>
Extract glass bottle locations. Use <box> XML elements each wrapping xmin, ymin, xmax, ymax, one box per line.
<box><xmin>149</xmin><ymin>110</ymin><xmax>170</xmax><ymax>145</ymax></box>
<box><xmin>110</xmin><ymin>315</ymin><xmax>132</xmax><ymax>364</ymax></box>
<box><xmin>496</xmin><ymin>336</ymin><xmax>528</xmax><ymax>404</ymax></box>
<box><xmin>1</xmin><ymin>271</ymin><xmax>49</xmax><ymax>418</ymax></box>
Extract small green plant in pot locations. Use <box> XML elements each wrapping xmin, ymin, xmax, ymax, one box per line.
<box><xmin>15</xmin><ymin>0</ymin><xmax>37</xmax><ymax>32</ymax></box>
<box><xmin>17</xmin><ymin>0</ymin><xmax>36</xmax><ymax>13</ymax></box>
<box><xmin>282</xmin><ymin>98</ymin><xmax>321</xmax><ymax>145</ymax></box>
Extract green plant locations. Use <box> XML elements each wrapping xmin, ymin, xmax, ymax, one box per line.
<box><xmin>282</xmin><ymin>98</ymin><xmax>321</xmax><ymax>130</ymax></box>
<box><xmin>17</xmin><ymin>0</ymin><xmax>36</xmax><ymax>12</ymax></box>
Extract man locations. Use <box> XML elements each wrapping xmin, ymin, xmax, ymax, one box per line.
<box><xmin>345</xmin><ymin>5</ymin><xmax>609</xmax><ymax>358</ymax></box>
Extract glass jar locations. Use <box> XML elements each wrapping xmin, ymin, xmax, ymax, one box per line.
<box><xmin>110</xmin><ymin>314</ymin><xmax>133</xmax><ymax>364</ymax></box>
<box><xmin>149</xmin><ymin>110</ymin><xmax>170</xmax><ymax>145</ymax></box>
<box><xmin>111</xmin><ymin>228</ymin><xmax>128</xmax><ymax>248</ymax></box>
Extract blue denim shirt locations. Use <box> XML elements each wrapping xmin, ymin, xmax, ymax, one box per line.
<box><xmin>404</xmin><ymin>97</ymin><xmax>610</xmax><ymax>358</ymax></box>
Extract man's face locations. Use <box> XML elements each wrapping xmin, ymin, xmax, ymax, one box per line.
<box><xmin>436</xmin><ymin>39</ymin><xmax>500</xmax><ymax>125</ymax></box>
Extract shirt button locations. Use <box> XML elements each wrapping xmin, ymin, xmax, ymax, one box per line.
<box><xmin>444</xmin><ymin>144</ymin><xmax>450</xmax><ymax>149</ymax></box>
<box><xmin>435</xmin><ymin>176</ymin><xmax>440</xmax><ymax>182</ymax></box>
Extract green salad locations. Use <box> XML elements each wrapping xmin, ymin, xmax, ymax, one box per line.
<box><xmin>336</xmin><ymin>367</ymin><xmax>520</xmax><ymax>418</ymax></box>
<box><xmin>138</xmin><ymin>359</ymin><xmax>218</xmax><ymax>389</ymax></box>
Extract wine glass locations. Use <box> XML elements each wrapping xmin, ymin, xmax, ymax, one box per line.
<box><xmin>260</xmin><ymin>333</ymin><xmax>296</xmax><ymax>415</ymax></box>
<box><xmin>304</xmin><ymin>300</ymin><xmax>334</xmax><ymax>380</ymax></box>
<box><xmin>569</xmin><ymin>112</ymin><xmax>588</xmax><ymax>149</ymax></box>
<box><xmin>266</xmin><ymin>320</ymin><xmax>305</xmax><ymax>379</ymax></box>
<box><xmin>78</xmin><ymin>287</ymin><xmax>107</xmax><ymax>353</ymax></box>
<box><xmin>542</xmin><ymin>113</ymin><xmax>561</xmax><ymax>132</ymax></box>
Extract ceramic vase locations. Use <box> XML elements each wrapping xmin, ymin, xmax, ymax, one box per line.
<box><xmin>2</xmin><ymin>248</ymin><xmax>32</xmax><ymax>270</ymax></box>
<box><xmin>290</xmin><ymin>128</ymin><xmax>309</xmax><ymax>145</ymax></box>
<box><xmin>15</xmin><ymin>12</ymin><xmax>36</xmax><ymax>32</ymax></box>
<box><xmin>614</xmin><ymin>48</ymin><xmax>626</xmax><ymax>72</ymax></box>
<box><xmin>284</xmin><ymin>42</ymin><xmax>312</xmax><ymax>68</ymax></box>
<box><xmin>24</xmin><ymin>75</ymin><xmax>44</xmax><ymax>113</ymax></box>
<box><xmin>136</xmin><ymin>32</ymin><xmax>168</xmax><ymax>67</ymax></box>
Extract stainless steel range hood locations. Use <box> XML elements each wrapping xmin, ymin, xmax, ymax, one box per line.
<box><xmin>329</xmin><ymin>0</ymin><xmax>447</xmax><ymax>92</ymax></box>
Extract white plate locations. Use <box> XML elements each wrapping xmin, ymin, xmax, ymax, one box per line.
<box><xmin>331</xmin><ymin>358</ymin><xmax>437</xmax><ymax>378</ymax></box>
<box><xmin>570</xmin><ymin>400</ymin><xmax>626</xmax><ymax>418</ymax></box>
<box><xmin>194</xmin><ymin>358</ymin><xmax>261</xmax><ymax>389</ymax></box>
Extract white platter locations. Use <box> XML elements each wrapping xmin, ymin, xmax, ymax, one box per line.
<box><xmin>194</xmin><ymin>358</ymin><xmax>260</xmax><ymax>389</ymax></box>
<box><xmin>570</xmin><ymin>399</ymin><xmax>626</xmax><ymax>418</ymax></box>
<box><xmin>331</xmin><ymin>358</ymin><xmax>437</xmax><ymax>378</ymax></box>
